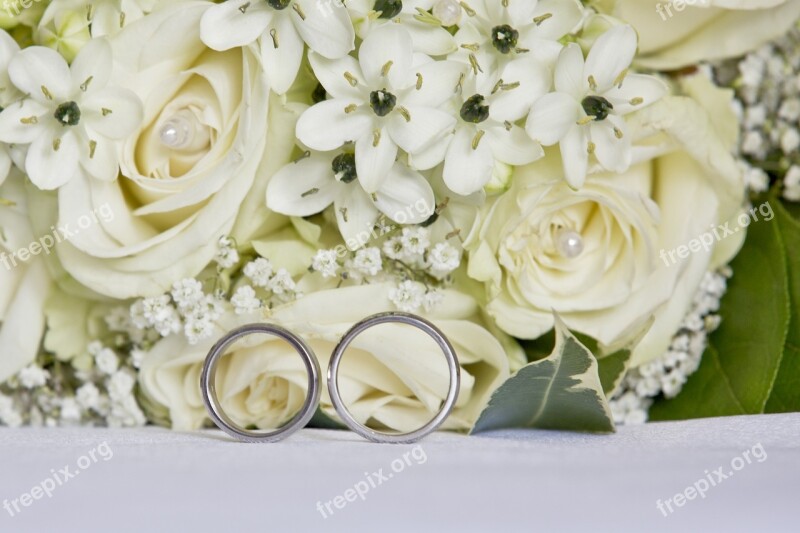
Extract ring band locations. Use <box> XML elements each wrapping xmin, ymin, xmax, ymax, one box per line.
<box><xmin>200</xmin><ymin>323</ymin><xmax>321</xmax><ymax>443</ymax></box>
<box><xmin>327</xmin><ymin>312</ymin><xmax>460</xmax><ymax>444</ymax></box>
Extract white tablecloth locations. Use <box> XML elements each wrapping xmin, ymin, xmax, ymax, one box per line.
<box><xmin>1</xmin><ymin>413</ymin><xmax>798</xmax><ymax>532</ymax></box>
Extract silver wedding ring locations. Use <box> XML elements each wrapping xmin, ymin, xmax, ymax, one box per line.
<box><xmin>200</xmin><ymin>323</ymin><xmax>321</xmax><ymax>443</ymax></box>
<box><xmin>327</xmin><ymin>312</ymin><xmax>460</xmax><ymax>444</ymax></box>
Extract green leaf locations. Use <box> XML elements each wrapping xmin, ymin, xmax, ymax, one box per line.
<box><xmin>471</xmin><ymin>317</ymin><xmax>614</xmax><ymax>434</ymax></box>
<box><xmin>597</xmin><ymin>349</ymin><xmax>632</xmax><ymax>397</ymax></box>
<box><xmin>765</xmin><ymin>201</ymin><xmax>800</xmax><ymax>412</ymax></box>
<box><xmin>651</xmin><ymin>195</ymin><xmax>799</xmax><ymax>420</ymax></box>
<box><xmin>309</xmin><ymin>408</ymin><xmax>345</xmax><ymax>430</ymax></box>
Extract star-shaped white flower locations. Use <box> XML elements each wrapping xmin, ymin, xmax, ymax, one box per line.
<box><xmin>266</xmin><ymin>148</ymin><xmax>434</xmax><ymax>246</ymax></box>
<box><xmin>454</xmin><ymin>0</ymin><xmax>583</xmax><ymax>76</ymax></box>
<box><xmin>0</xmin><ymin>31</ymin><xmax>22</xmax><ymax>187</ymax></box>
<box><xmin>0</xmin><ymin>39</ymin><xmax>143</xmax><ymax>190</ymax></box>
<box><xmin>412</xmin><ymin>57</ymin><xmax>548</xmax><ymax>195</ymax></box>
<box><xmin>297</xmin><ymin>24</ymin><xmax>460</xmax><ymax>193</ymax></box>
<box><xmin>346</xmin><ymin>0</ymin><xmax>456</xmax><ymax>56</ymax></box>
<box><xmin>526</xmin><ymin>26</ymin><xmax>667</xmax><ymax>188</ymax></box>
<box><xmin>88</xmin><ymin>0</ymin><xmax>158</xmax><ymax>36</ymax></box>
<box><xmin>200</xmin><ymin>0</ymin><xmax>355</xmax><ymax>94</ymax></box>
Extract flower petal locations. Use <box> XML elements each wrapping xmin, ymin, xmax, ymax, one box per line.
<box><xmin>296</xmin><ymin>100</ymin><xmax>373</xmax><ymax>151</ymax></box>
<box><xmin>25</xmin><ymin>129</ymin><xmax>80</xmax><ymax>190</ymax></box>
<box><xmin>266</xmin><ymin>155</ymin><xmax>339</xmax><ymax>216</ymax></box>
<box><xmin>83</xmin><ymin>87</ymin><xmax>143</xmax><ymax>139</ymax></box>
<box><xmin>490</xmin><ymin>57</ymin><xmax>551</xmax><ymax>122</ymax></box>
<box><xmin>387</xmin><ymin>106</ymin><xmax>455</xmax><ymax>154</ymax></box>
<box><xmin>590</xmin><ymin>115</ymin><xmax>631</xmax><ymax>173</ymax></box>
<box><xmin>70</xmin><ymin>38</ymin><xmax>111</xmax><ymax>96</ymax></box>
<box><xmin>356</xmin><ymin>126</ymin><xmax>397</xmax><ymax>193</ymax></box>
<box><xmin>80</xmin><ymin>134</ymin><xmax>119</xmax><ymax>181</ymax></box>
<box><xmin>308</xmin><ymin>52</ymin><xmax>365</xmax><ymax>100</ymax></box>
<box><xmin>259</xmin><ymin>15</ymin><xmax>304</xmax><ymax>94</ymax></box>
<box><xmin>374</xmin><ymin>163</ymin><xmax>435</xmax><ymax>223</ymax></box>
<box><xmin>292</xmin><ymin>0</ymin><xmax>355</xmax><ymax>59</ymax></box>
<box><xmin>0</xmin><ymin>146</ymin><xmax>10</xmax><ymax>186</ymax></box>
<box><xmin>359</xmin><ymin>24</ymin><xmax>413</xmax><ymax>89</ymax></box>
<box><xmin>528</xmin><ymin>0</ymin><xmax>583</xmax><ymax>41</ymax></box>
<box><xmin>443</xmin><ymin>126</ymin><xmax>494</xmax><ymax>196</ymax></box>
<box><xmin>8</xmin><ymin>46</ymin><xmax>72</xmax><ymax>103</ymax></box>
<box><xmin>403</xmin><ymin>59</ymin><xmax>463</xmax><ymax>108</ymax></box>
<box><xmin>403</xmin><ymin>20</ymin><xmax>456</xmax><ymax>56</ymax></box>
<box><xmin>554</xmin><ymin>43</ymin><xmax>587</xmax><ymax>98</ymax></box>
<box><xmin>560</xmin><ymin>124</ymin><xmax>588</xmax><ymax>189</ymax></box>
<box><xmin>603</xmin><ymin>73</ymin><xmax>667</xmax><ymax>115</ymax></box>
<box><xmin>486</xmin><ymin>125</ymin><xmax>543</xmax><ymax>166</ymax></box>
<box><xmin>334</xmin><ymin>186</ymin><xmax>380</xmax><ymax>248</ymax></box>
<box><xmin>0</xmin><ymin>99</ymin><xmax>49</xmax><ymax>144</ymax></box>
<box><xmin>200</xmin><ymin>0</ymin><xmax>272</xmax><ymax>51</ymax></box>
<box><xmin>526</xmin><ymin>91</ymin><xmax>581</xmax><ymax>146</ymax></box>
<box><xmin>408</xmin><ymin>132</ymin><xmax>451</xmax><ymax>171</ymax></box>
<box><xmin>584</xmin><ymin>25</ymin><xmax>637</xmax><ymax>93</ymax></box>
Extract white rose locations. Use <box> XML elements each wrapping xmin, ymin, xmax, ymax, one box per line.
<box><xmin>603</xmin><ymin>0</ymin><xmax>800</xmax><ymax>69</ymax></box>
<box><xmin>139</xmin><ymin>284</ymin><xmax>514</xmax><ymax>432</ymax></box>
<box><xmin>48</xmin><ymin>1</ymin><xmax>271</xmax><ymax>299</ymax></box>
<box><xmin>466</xmin><ymin>82</ymin><xmax>745</xmax><ymax>366</ymax></box>
<box><xmin>0</xmin><ymin>170</ymin><xmax>51</xmax><ymax>381</ymax></box>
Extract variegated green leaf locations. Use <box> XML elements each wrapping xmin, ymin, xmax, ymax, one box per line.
<box><xmin>471</xmin><ymin>317</ymin><xmax>615</xmax><ymax>434</ymax></box>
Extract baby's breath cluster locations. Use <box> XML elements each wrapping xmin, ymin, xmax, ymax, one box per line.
<box><xmin>310</xmin><ymin>226</ymin><xmax>462</xmax><ymax>313</ymax></box>
<box><xmin>714</xmin><ymin>23</ymin><xmax>800</xmax><ymax>200</ymax></box>
<box><xmin>610</xmin><ymin>269</ymin><xmax>730</xmax><ymax>425</ymax></box>
<box><xmin>0</xmin><ymin>341</ymin><xmax>146</xmax><ymax>429</ymax></box>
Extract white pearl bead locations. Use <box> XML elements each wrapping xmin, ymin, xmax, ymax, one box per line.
<box><xmin>433</xmin><ymin>0</ymin><xmax>461</xmax><ymax>27</ymax></box>
<box><xmin>557</xmin><ymin>229</ymin><xmax>584</xmax><ymax>259</ymax></box>
<box><xmin>159</xmin><ymin>115</ymin><xmax>194</xmax><ymax>149</ymax></box>
<box><xmin>158</xmin><ymin>111</ymin><xmax>211</xmax><ymax>152</ymax></box>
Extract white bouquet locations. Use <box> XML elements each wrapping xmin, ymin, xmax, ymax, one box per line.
<box><xmin>0</xmin><ymin>0</ymin><xmax>798</xmax><ymax>433</ymax></box>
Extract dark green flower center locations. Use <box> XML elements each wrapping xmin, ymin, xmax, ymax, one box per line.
<box><xmin>332</xmin><ymin>153</ymin><xmax>357</xmax><ymax>184</ymax></box>
<box><xmin>54</xmin><ymin>101</ymin><xmax>81</xmax><ymax>126</ymax></box>
<box><xmin>491</xmin><ymin>24</ymin><xmax>519</xmax><ymax>54</ymax></box>
<box><xmin>369</xmin><ymin>89</ymin><xmax>397</xmax><ymax>117</ymax></box>
<box><xmin>374</xmin><ymin>0</ymin><xmax>403</xmax><ymax>19</ymax></box>
<box><xmin>421</xmin><ymin>211</ymin><xmax>439</xmax><ymax>227</ymax></box>
<box><xmin>266</xmin><ymin>0</ymin><xmax>292</xmax><ymax>10</ymax></box>
<box><xmin>581</xmin><ymin>95</ymin><xmax>614</xmax><ymax>121</ymax></box>
<box><xmin>312</xmin><ymin>82</ymin><xmax>327</xmax><ymax>104</ymax></box>
<box><xmin>460</xmin><ymin>94</ymin><xmax>490</xmax><ymax>123</ymax></box>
